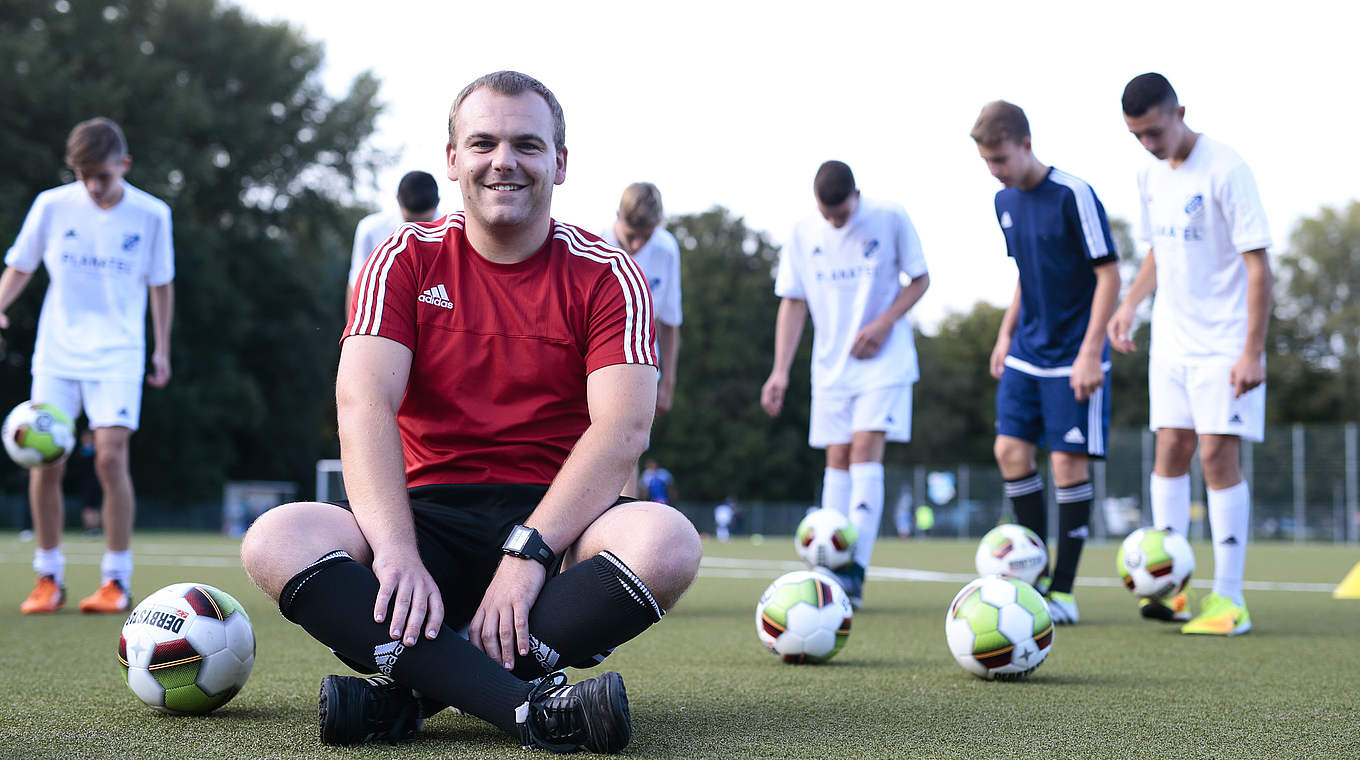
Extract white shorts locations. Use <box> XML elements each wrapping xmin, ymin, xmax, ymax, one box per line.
<box><xmin>1148</xmin><ymin>357</ymin><xmax>1264</xmax><ymax>442</ymax></box>
<box><xmin>32</xmin><ymin>375</ymin><xmax>143</xmax><ymax>431</ymax></box>
<box><xmin>809</xmin><ymin>384</ymin><xmax>913</xmax><ymax>448</ymax></box>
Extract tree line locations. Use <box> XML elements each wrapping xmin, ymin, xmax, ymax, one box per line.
<box><xmin>0</xmin><ymin>0</ymin><xmax>1354</xmax><ymax>507</ymax></box>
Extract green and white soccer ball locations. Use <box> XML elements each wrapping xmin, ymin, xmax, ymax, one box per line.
<box><xmin>2</xmin><ymin>401</ymin><xmax>75</xmax><ymax>468</ymax></box>
<box><xmin>756</xmin><ymin>570</ymin><xmax>853</xmax><ymax>664</ymax></box>
<box><xmin>1117</xmin><ymin>528</ymin><xmax>1195</xmax><ymax>599</ymax></box>
<box><xmin>795</xmin><ymin>508</ymin><xmax>858</xmax><ymax>571</ymax></box>
<box><xmin>119</xmin><ymin>583</ymin><xmax>255</xmax><ymax>714</ymax></box>
<box><xmin>945</xmin><ymin>575</ymin><xmax>1053</xmax><ymax>680</ymax></box>
<box><xmin>975</xmin><ymin>523</ymin><xmax>1049</xmax><ymax>587</ymax></box>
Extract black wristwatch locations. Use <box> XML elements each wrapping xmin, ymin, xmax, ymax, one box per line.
<box><xmin>502</xmin><ymin>525</ymin><xmax>556</xmax><ymax>569</ymax></box>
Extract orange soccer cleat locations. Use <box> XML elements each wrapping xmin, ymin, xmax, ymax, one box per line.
<box><xmin>78</xmin><ymin>579</ymin><xmax>131</xmax><ymax>614</ymax></box>
<box><xmin>20</xmin><ymin>575</ymin><xmax>66</xmax><ymax>614</ymax></box>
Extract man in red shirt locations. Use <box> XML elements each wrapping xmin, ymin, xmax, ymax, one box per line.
<box><xmin>241</xmin><ymin>71</ymin><xmax>701</xmax><ymax>754</ymax></box>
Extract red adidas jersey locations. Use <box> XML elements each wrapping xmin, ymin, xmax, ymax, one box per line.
<box><xmin>345</xmin><ymin>213</ymin><xmax>657</xmax><ymax>487</ymax></box>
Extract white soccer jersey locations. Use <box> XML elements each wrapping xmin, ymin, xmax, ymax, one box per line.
<box><xmin>5</xmin><ymin>182</ymin><xmax>174</xmax><ymax>381</ymax></box>
<box><xmin>1138</xmin><ymin>135</ymin><xmax>1272</xmax><ymax>363</ymax></box>
<box><xmin>774</xmin><ymin>198</ymin><xmax>928</xmax><ymax>394</ymax></box>
<box><xmin>600</xmin><ymin>225</ymin><xmax>682</xmax><ymax>327</ymax></box>
<box><xmin>348</xmin><ymin>210</ymin><xmax>405</xmax><ymax>288</ymax></box>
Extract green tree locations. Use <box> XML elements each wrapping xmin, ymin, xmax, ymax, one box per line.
<box><xmin>0</xmin><ymin>0</ymin><xmax>385</xmax><ymax>502</ymax></box>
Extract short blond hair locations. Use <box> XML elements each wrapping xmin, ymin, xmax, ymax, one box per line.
<box><xmin>970</xmin><ymin>100</ymin><xmax>1030</xmax><ymax>146</ymax></box>
<box><xmin>618</xmin><ymin>182</ymin><xmax>664</xmax><ymax>230</ymax></box>
<box><xmin>66</xmin><ymin>117</ymin><xmax>127</xmax><ymax>171</ymax></box>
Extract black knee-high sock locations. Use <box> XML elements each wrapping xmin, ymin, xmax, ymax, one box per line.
<box><xmin>511</xmin><ymin>551</ymin><xmax>665</xmax><ymax>680</ymax></box>
<box><xmin>279</xmin><ymin>552</ymin><xmax>531</xmax><ymax>736</ymax></box>
<box><xmin>1052</xmin><ymin>481</ymin><xmax>1093</xmax><ymax>594</ymax></box>
<box><xmin>1004</xmin><ymin>472</ymin><xmax>1046</xmax><ymax>539</ymax></box>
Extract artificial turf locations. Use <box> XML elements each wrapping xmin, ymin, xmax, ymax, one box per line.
<box><xmin>1</xmin><ymin>531</ymin><xmax>1356</xmax><ymax>759</ymax></box>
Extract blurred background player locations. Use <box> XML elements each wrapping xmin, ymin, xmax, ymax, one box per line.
<box><xmin>1110</xmin><ymin>73</ymin><xmax>1271</xmax><ymax>636</ymax></box>
<box><xmin>638</xmin><ymin>457</ymin><xmax>675</xmax><ymax>505</ymax></box>
<box><xmin>760</xmin><ymin>160</ymin><xmax>930</xmax><ymax>607</ymax></box>
<box><xmin>971</xmin><ymin>101</ymin><xmax>1120</xmax><ymax>625</ymax></box>
<box><xmin>345</xmin><ymin>170</ymin><xmax>440</xmax><ymax>319</ymax></box>
<box><xmin>601</xmin><ymin>183</ymin><xmax>682</xmax><ymax>417</ymax></box>
<box><xmin>0</xmin><ymin>117</ymin><xmax>175</xmax><ymax>615</ymax></box>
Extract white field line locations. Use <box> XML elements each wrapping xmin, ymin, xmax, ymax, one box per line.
<box><xmin>698</xmin><ymin>556</ymin><xmax>1338</xmax><ymax>593</ymax></box>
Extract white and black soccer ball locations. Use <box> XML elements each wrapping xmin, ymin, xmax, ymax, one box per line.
<box><xmin>2</xmin><ymin>401</ymin><xmax>75</xmax><ymax>469</ymax></box>
<box><xmin>975</xmin><ymin>523</ymin><xmax>1049</xmax><ymax>587</ymax></box>
<box><xmin>794</xmin><ymin>509</ymin><xmax>858</xmax><ymax>571</ymax></box>
<box><xmin>119</xmin><ymin>583</ymin><xmax>255</xmax><ymax>714</ymax></box>
<box><xmin>945</xmin><ymin>575</ymin><xmax>1054</xmax><ymax>681</ymax></box>
<box><xmin>756</xmin><ymin>570</ymin><xmax>853</xmax><ymax>664</ymax></box>
<box><xmin>1117</xmin><ymin>528</ymin><xmax>1195</xmax><ymax>599</ymax></box>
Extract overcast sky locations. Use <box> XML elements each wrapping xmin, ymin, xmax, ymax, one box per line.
<box><xmin>238</xmin><ymin>0</ymin><xmax>1358</xmax><ymax>330</ymax></box>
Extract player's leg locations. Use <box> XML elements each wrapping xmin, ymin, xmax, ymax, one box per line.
<box><xmin>76</xmin><ymin>379</ymin><xmax>142</xmax><ymax>612</ymax></box>
<box><xmin>242</xmin><ymin>502</ymin><xmax>552</xmax><ymax>746</ymax></box>
<box><xmin>1149</xmin><ymin>356</ymin><xmax>1197</xmax><ymax>536</ymax></box>
<box><xmin>812</xmin><ymin>392</ymin><xmax>853</xmax><ymax>516</ymax></box>
<box><xmin>995</xmin><ymin>367</ymin><xmax>1045</xmax><ymax>550</ymax></box>
<box><xmin>20</xmin><ymin>375</ymin><xmax>82</xmax><ymax>614</ymax></box>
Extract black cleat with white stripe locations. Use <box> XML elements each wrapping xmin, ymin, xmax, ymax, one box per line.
<box><xmin>517</xmin><ymin>671</ymin><xmax>632</xmax><ymax>754</ymax></box>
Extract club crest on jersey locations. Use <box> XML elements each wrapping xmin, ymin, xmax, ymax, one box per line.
<box><xmin>1000</xmin><ymin>211</ymin><xmax>1013</xmax><ymax>229</ymax></box>
<box><xmin>649</xmin><ymin>276</ymin><xmax>661</xmax><ymax>290</ymax></box>
<box><xmin>122</xmin><ymin>233</ymin><xmax>140</xmax><ymax>251</ymax></box>
<box><xmin>863</xmin><ymin>239</ymin><xmax>879</xmax><ymax>258</ymax></box>
<box><xmin>1184</xmin><ymin>194</ymin><xmax>1204</xmax><ymax>217</ymax></box>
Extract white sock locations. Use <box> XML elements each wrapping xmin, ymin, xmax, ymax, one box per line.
<box><xmin>1208</xmin><ymin>481</ymin><xmax>1250</xmax><ymax>605</ymax></box>
<box><xmin>848</xmin><ymin>462</ymin><xmax>885</xmax><ymax>569</ymax></box>
<box><xmin>1150</xmin><ymin>473</ymin><xmax>1191</xmax><ymax>537</ymax></box>
<box><xmin>822</xmin><ymin>467</ymin><xmax>851</xmax><ymax>516</ymax></box>
<box><xmin>101</xmin><ymin>550</ymin><xmax>133</xmax><ymax>589</ymax></box>
<box><xmin>33</xmin><ymin>547</ymin><xmax>65</xmax><ymax>585</ymax></box>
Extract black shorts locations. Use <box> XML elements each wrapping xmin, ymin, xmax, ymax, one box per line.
<box><xmin>327</xmin><ymin>484</ymin><xmax>631</xmax><ymax>629</ymax></box>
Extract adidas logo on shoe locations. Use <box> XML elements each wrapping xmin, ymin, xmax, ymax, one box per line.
<box><xmin>1062</xmin><ymin>427</ymin><xmax>1086</xmax><ymax>445</ymax></box>
<box><xmin>418</xmin><ymin>284</ymin><xmax>453</xmax><ymax>309</ymax></box>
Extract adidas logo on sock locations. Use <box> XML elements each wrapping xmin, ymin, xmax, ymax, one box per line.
<box><xmin>373</xmin><ymin>640</ymin><xmax>406</xmax><ymax>675</ymax></box>
<box><xmin>1067</xmin><ymin>525</ymin><xmax>1090</xmax><ymax>540</ymax></box>
<box><xmin>418</xmin><ymin>284</ymin><xmax>453</xmax><ymax>309</ymax></box>
<box><xmin>1229</xmin><ymin>414</ymin><xmax>1243</xmax><ymax>424</ymax></box>
<box><xmin>854</xmin><ymin>502</ymin><xmax>870</xmax><ymax>512</ymax></box>
<box><xmin>1219</xmin><ymin>535</ymin><xmax>1239</xmax><ymax>546</ymax></box>
<box><xmin>1062</xmin><ymin>427</ymin><xmax>1086</xmax><ymax>445</ymax></box>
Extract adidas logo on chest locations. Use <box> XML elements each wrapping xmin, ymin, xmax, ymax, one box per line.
<box><xmin>418</xmin><ymin>283</ymin><xmax>453</xmax><ymax>309</ymax></box>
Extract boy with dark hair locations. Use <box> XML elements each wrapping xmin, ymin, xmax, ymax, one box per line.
<box><xmin>347</xmin><ymin>170</ymin><xmax>441</xmax><ymax>318</ymax></box>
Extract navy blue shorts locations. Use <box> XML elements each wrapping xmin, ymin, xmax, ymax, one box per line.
<box><xmin>995</xmin><ymin>366</ymin><xmax>1109</xmax><ymax>457</ymax></box>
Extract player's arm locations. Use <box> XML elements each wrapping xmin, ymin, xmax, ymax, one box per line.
<box><xmin>147</xmin><ymin>283</ymin><xmax>174</xmax><ymax>388</ymax></box>
<box><xmin>1231</xmin><ymin>249</ymin><xmax>1271</xmax><ymax>397</ymax></box>
<box><xmin>1108</xmin><ymin>249</ymin><xmax>1157</xmax><ymax>353</ymax></box>
<box><xmin>336</xmin><ymin>335</ymin><xmax>445</xmax><ymax>647</ymax></box>
<box><xmin>1071</xmin><ymin>262</ymin><xmax>1120</xmax><ymax>401</ymax></box>
<box><xmin>990</xmin><ymin>282</ymin><xmax>1022</xmax><ymax>379</ymax></box>
<box><xmin>0</xmin><ymin>266</ymin><xmax>36</xmax><ymax>335</ymax></box>
<box><xmin>851</xmin><ymin>272</ymin><xmax>931</xmax><ymax>360</ymax></box>
<box><xmin>656</xmin><ymin>321</ymin><xmax>680</xmax><ymax>414</ymax></box>
<box><xmin>469</xmin><ymin>362</ymin><xmax>657</xmax><ymax>668</ymax></box>
<box><xmin>761</xmin><ymin>297</ymin><xmax>808</xmax><ymax>417</ymax></box>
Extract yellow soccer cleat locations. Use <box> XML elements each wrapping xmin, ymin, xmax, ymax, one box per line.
<box><xmin>78</xmin><ymin>579</ymin><xmax>131</xmax><ymax>614</ymax></box>
<box><xmin>20</xmin><ymin>575</ymin><xmax>66</xmax><ymax>614</ymax></box>
<box><xmin>1180</xmin><ymin>593</ymin><xmax>1251</xmax><ymax>636</ymax></box>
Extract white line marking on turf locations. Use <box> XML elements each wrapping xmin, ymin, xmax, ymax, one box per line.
<box><xmin>698</xmin><ymin>556</ymin><xmax>1338</xmax><ymax>593</ymax></box>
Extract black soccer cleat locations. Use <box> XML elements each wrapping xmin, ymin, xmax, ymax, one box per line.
<box><xmin>517</xmin><ymin>670</ymin><xmax>632</xmax><ymax>754</ymax></box>
<box><xmin>318</xmin><ymin>674</ymin><xmax>424</xmax><ymax>745</ymax></box>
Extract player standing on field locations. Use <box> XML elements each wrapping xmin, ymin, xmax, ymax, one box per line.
<box><xmin>761</xmin><ymin>160</ymin><xmax>930</xmax><ymax>608</ymax></box>
<box><xmin>241</xmin><ymin>71</ymin><xmax>701</xmax><ymax>753</ymax></box>
<box><xmin>1</xmin><ymin>117</ymin><xmax>175</xmax><ymax>617</ymax></box>
<box><xmin>1110</xmin><ymin>73</ymin><xmax>1271</xmax><ymax>636</ymax></box>
<box><xmin>970</xmin><ymin>101</ymin><xmax>1120</xmax><ymax>626</ymax></box>
<box><xmin>345</xmin><ymin>170</ymin><xmax>440</xmax><ymax>320</ymax></box>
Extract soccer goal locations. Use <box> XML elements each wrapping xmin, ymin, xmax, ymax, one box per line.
<box><xmin>316</xmin><ymin>458</ymin><xmax>345</xmax><ymax>503</ymax></box>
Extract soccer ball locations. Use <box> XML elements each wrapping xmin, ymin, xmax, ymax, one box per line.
<box><xmin>794</xmin><ymin>509</ymin><xmax>858</xmax><ymax>571</ymax></box>
<box><xmin>119</xmin><ymin>583</ymin><xmax>255</xmax><ymax>714</ymax></box>
<box><xmin>975</xmin><ymin>523</ymin><xmax>1049</xmax><ymax>587</ymax></box>
<box><xmin>945</xmin><ymin>575</ymin><xmax>1053</xmax><ymax>681</ymax></box>
<box><xmin>1116</xmin><ymin>528</ymin><xmax>1195</xmax><ymax>599</ymax></box>
<box><xmin>2</xmin><ymin>401</ymin><xmax>75</xmax><ymax>468</ymax></box>
<box><xmin>755</xmin><ymin>570</ymin><xmax>853</xmax><ymax>664</ymax></box>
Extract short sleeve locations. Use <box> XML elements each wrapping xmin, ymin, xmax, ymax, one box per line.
<box><xmin>1135</xmin><ymin>169</ymin><xmax>1154</xmax><ymax>253</ymax></box>
<box><xmin>584</xmin><ymin>254</ymin><xmax>658</xmax><ymax>373</ymax></box>
<box><xmin>659</xmin><ymin>241</ymin><xmax>683</xmax><ymax>327</ymax></box>
<box><xmin>1220</xmin><ymin>163</ymin><xmax>1272</xmax><ymax>254</ymax></box>
<box><xmin>345</xmin><ymin>228</ymin><xmax>419</xmax><ymax>350</ymax></box>
<box><xmin>146</xmin><ymin>203</ymin><xmax>175</xmax><ymax>286</ymax></box>
<box><xmin>773</xmin><ymin>228</ymin><xmax>805</xmax><ymax>299</ymax></box>
<box><xmin>896</xmin><ymin>209</ymin><xmax>928</xmax><ymax>279</ymax></box>
<box><xmin>1062</xmin><ymin>185</ymin><xmax>1116</xmax><ymax>267</ymax></box>
<box><xmin>4</xmin><ymin>193</ymin><xmax>49</xmax><ymax>272</ymax></box>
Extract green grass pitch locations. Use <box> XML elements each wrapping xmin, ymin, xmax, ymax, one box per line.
<box><xmin>1</xmin><ymin>531</ymin><xmax>1357</xmax><ymax>759</ymax></box>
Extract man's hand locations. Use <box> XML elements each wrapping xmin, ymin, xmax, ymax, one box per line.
<box><xmin>1230</xmin><ymin>353</ymin><xmax>1265</xmax><ymax>399</ymax></box>
<box><xmin>469</xmin><ymin>557</ymin><xmax>548</xmax><ymax>669</ymax></box>
<box><xmin>1107</xmin><ymin>306</ymin><xmax>1138</xmax><ymax>354</ymax></box>
<box><xmin>0</xmin><ymin>312</ymin><xmax>8</xmax><ymax>348</ymax></box>
<box><xmin>147</xmin><ymin>351</ymin><xmax>172</xmax><ymax>388</ymax></box>
<box><xmin>656</xmin><ymin>381</ymin><xmax>674</xmax><ymax>415</ymax></box>
<box><xmin>989</xmin><ymin>336</ymin><xmax>1011</xmax><ymax>380</ymax></box>
<box><xmin>370</xmin><ymin>549</ymin><xmax>445</xmax><ymax>647</ymax></box>
<box><xmin>1070</xmin><ymin>354</ymin><xmax>1104</xmax><ymax>403</ymax></box>
<box><xmin>760</xmin><ymin>373</ymin><xmax>788</xmax><ymax>417</ymax></box>
<box><xmin>850</xmin><ymin>318</ymin><xmax>892</xmax><ymax>360</ymax></box>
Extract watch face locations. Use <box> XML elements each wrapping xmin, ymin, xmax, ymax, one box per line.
<box><xmin>506</xmin><ymin>526</ymin><xmax>531</xmax><ymax>552</ymax></box>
